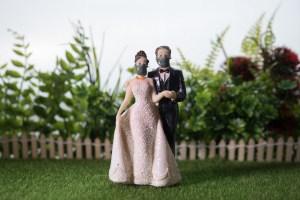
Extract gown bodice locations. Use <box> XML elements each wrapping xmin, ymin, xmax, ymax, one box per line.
<box><xmin>132</xmin><ymin>82</ymin><xmax>153</xmax><ymax>104</ymax></box>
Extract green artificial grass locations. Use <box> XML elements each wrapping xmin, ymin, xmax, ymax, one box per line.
<box><xmin>0</xmin><ymin>159</ymin><xmax>299</xmax><ymax>200</ymax></box>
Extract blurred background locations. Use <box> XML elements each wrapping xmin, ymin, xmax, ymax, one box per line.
<box><xmin>0</xmin><ymin>0</ymin><xmax>300</xmax><ymax>142</ymax></box>
<box><xmin>1</xmin><ymin>0</ymin><xmax>299</xmax><ymax>87</ymax></box>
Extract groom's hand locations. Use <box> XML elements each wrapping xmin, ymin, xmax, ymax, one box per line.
<box><xmin>163</xmin><ymin>90</ymin><xmax>177</xmax><ymax>99</ymax></box>
<box><xmin>170</xmin><ymin>91</ymin><xmax>177</xmax><ymax>100</ymax></box>
<box><xmin>163</xmin><ymin>91</ymin><xmax>172</xmax><ymax>98</ymax></box>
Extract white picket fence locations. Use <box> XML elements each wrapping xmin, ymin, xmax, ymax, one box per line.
<box><xmin>1</xmin><ymin>134</ymin><xmax>300</xmax><ymax>162</ymax></box>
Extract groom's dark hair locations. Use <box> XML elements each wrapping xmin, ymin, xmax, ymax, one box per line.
<box><xmin>155</xmin><ymin>46</ymin><xmax>172</xmax><ymax>59</ymax></box>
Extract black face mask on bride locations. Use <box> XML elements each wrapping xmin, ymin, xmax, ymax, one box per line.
<box><xmin>135</xmin><ymin>64</ymin><xmax>148</xmax><ymax>76</ymax></box>
<box><xmin>157</xmin><ymin>57</ymin><xmax>170</xmax><ymax>68</ymax></box>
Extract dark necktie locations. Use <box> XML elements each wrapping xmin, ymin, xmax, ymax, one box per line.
<box><xmin>159</xmin><ymin>68</ymin><xmax>170</xmax><ymax>82</ymax></box>
<box><xmin>159</xmin><ymin>68</ymin><xmax>170</xmax><ymax>73</ymax></box>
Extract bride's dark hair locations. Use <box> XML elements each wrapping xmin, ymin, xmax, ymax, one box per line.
<box><xmin>134</xmin><ymin>50</ymin><xmax>149</xmax><ymax>64</ymax></box>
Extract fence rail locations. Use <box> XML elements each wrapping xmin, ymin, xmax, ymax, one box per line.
<box><xmin>1</xmin><ymin>134</ymin><xmax>300</xmax><ymax>162</ymax></box>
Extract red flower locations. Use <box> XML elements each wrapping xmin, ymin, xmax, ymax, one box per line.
<box><xmin>270</xmin><ymin>47</ymin><xmax>300</xmax><ymax>80</ymax></box>
<box><xmin>274</xmin><ymin>47</ymin><xmax>300</xmax><ymax>67</ymax></box>
<box><xmin>226</xmin><ymin>56</ymin><xmax>259</xmax><ymax>82</ymax></box>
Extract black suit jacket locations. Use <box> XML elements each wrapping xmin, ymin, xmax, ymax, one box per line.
<box><xmin>148</xmin><ymin>67</ymin><xmax>186</xmax><ymax>103</ymax></box>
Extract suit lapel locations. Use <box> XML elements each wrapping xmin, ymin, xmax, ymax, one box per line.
<box><xmin>168</xmin><ymin>67</ymin><xmax>175</xmax><ymax>90</ymax></box>
<box><xmin>153</xmin><ymin>68</ymin><xmax>161</xmax><ymax>92</ymax></box>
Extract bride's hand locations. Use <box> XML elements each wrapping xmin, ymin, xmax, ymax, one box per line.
<box><xmin>116</xmin><ymin>113</ymin><xmax>121</xmax><ymax>122</ymax></box>
<box><xmin>163</xmin><ymin>91</ymin><xmax>172</xmax><ymax>98</ymax></box>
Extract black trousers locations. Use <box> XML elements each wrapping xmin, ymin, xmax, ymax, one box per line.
<box><xmin>158</xmin><ymin>102</ymin><xmax>179</xmax><ymax>156</ymax></box>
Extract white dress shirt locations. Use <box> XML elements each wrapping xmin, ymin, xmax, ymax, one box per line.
<box><xmin>159</xmin><ymin>67</ymin><xmax>170</xmax><ymax>82</ymax></box>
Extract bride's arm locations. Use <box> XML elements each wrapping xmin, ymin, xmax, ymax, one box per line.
<box><xmin>116</xmin><ymin>80</ymin><xmax>133</xmax><ymax>121</ymax></box>
<box><xmin>150</xmin><ymin>78</ymin><xmax>166</xmax><ymax>103</ymax></box>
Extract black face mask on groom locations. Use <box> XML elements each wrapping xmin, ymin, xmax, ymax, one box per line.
<box><xmin>135</xmin><ymin>64</ymin><xmax>148</xmax><ymax>76</ymax></box>
<box><xmin>157</xmin><ymin>57</ymin><xmax>170</xmax><ymax>68</ymax></box>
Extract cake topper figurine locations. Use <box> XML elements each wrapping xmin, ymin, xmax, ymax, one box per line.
<box><xmin>109</xmin><ymin>50</ymin><xmax>181</xmax><ymax>187</ymax></box>
<box><xmin>148</xmin><ymin>46</ymin><xmax>187</xmax><ymax>155</ymax></box>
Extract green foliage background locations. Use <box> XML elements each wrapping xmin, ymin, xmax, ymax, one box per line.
<box><xmin>0</xmin><ymin>13</ymin><xmax>299</xmax><ymax>142</ymax></box>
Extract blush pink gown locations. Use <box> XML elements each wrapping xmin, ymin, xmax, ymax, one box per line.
<box><xmin>109</xmin><ymin>81</ymin><xmax>181</xmax><ymax>187</ymax></box>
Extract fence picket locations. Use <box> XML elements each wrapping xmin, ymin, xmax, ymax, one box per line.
<box><xmin>238</xmin><ymin>139</ymin><xmax>245</xmax><ymax>161</ymax></box>
<box><xmin>67</xmin><ymin>137</ymin><xmax>73</xmax><ymax>159</ymax></box>
<box><xmin>189</xmin><ymin>140</ymin><xmax>196</xmax><ymax>160</ymax></box>
<box><xmin>12</xmin><ymin>135</ymin><xmax>19</xmax><ymax>159</ymax></box>
<box><xmin>266</xmin><ymin>137</ymin><xmax>274</xmax><ymax>162</ymax></box>
<box><xmin>22</xmin><ymin>134</ymin><xmax>28</xmax><ymax>159</ymax></box>
<box><xmin>180</xmin><ymin>141</ymin><xmax>187</xmax><ymax>160</ymax></box>
<box><xmin>94</xmin><ymin>138</ymin><xmax>101</xmax><ymax>159</ymax></box>
<box><xmin>85</xmin><ymin>138</ymin><xmax>92</xmax><ymax>159</ymax></box>
<box><xmin>198</xmin><ymin>141</ymin><xmax>206</xmax><ymax>160</ymax></box>
<box><xmin>76</xmin><ymin>138</ymin><xmax>82</xmax><ymax>159</ymax></box>
<box><xmin>105</xmin><ymin>138</ymin><xmax>111</xmax><ymax>160</ymax></box>
<box><xmin>218</xmin><ymin>140</ymin><xmax>226</xmax><ymax>159</ymax></box>
<box><xmin>285</xmin><ymin>137</ymin><xmax>294</xmax><ymax>162</ymax></box>
<box><xmin>49</xmin><ymin>135</ymin><xmax>55</xmax><ymax>159</ymax></box>
<box><xmin>257</xmin><ymin>138</ymin><xmax>264</xmax><ymax>162</ymax></box>
<box><xmin>40</xmin><ymin>134</ymin><xmax>47</xmax><ymax>159</ymax></box>
<box><xmin>276</xmin><ymin>137</ymin><xmax>284</xmax><ymax>162</ymax></box>
<box><xmin>209</xmin><ymin>140</ymin><xmax>216</xmax><ymax>159</ymax></box>
<box><xmin>247</xmin><ymin>139</ymin><xmax>254</xmax><ymax>161</ymax></box>
<box><xmin>2</xmin><ymin>135</ymin><xmax>9</xmax><ymax>159</ymax></box>
<box><xmin>57</xmin><ymin>136</ymin><xmax>64</xmax><ymax>159</ymax></box>
<box><xmin>31</xmin><ymin>135</ymin><xmax>38</xmax><ymax>159</ymax></box>
<box><xmin>228</xmin><ymin>140</ymin><xmax>235</xmax><ymax>161</ymax></box>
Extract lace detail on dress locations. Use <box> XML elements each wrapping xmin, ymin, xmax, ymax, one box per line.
<box><xmin>132</xmin><ymin>83</ymin><xmax>153</xmax><ymax>104</ymax></box>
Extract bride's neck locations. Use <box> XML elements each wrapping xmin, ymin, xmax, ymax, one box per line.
<box><xmin>136</xmin><ymin>75</ymin><xmax>146</xmax><ymax>79</ymax></box>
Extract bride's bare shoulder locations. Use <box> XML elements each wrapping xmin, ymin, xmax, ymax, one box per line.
<box><xmin>146</xmin><ymin>77</ymin><xmax>154</xmax><ymax>85</ymax></box>
<box><xmin>125</xmin><ymin>77</ymin><xmax>137</xmax><ymax>88</ymax></box>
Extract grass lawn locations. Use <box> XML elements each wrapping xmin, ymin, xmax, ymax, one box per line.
<box><xmin>0</xmin><ymin>159</ymin><xmax>299</xmax><ymax>200</ymax></box>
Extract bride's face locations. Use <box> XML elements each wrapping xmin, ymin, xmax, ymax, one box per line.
<box><xmin>135</xmin><ymin>57</ymin><xmax>147</xmax><ymax>65</ymax></box>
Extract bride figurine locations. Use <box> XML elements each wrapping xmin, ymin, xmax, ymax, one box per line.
<box><xmin>109</xmin><ymin>50</ymin><xmax>181</xmax><ymax>187</ymax></box>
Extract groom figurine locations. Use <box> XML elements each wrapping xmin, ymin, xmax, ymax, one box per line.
<box><xmin>148</xmin><ymin>46</ymin><xmax>186</xmax><ymax>156</ymax></box>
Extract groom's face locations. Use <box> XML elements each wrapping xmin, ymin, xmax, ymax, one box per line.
<box><xmin>157</xmin><ymin>48</ymin><xmax>170</xmax><ymax>59</ymax></box>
